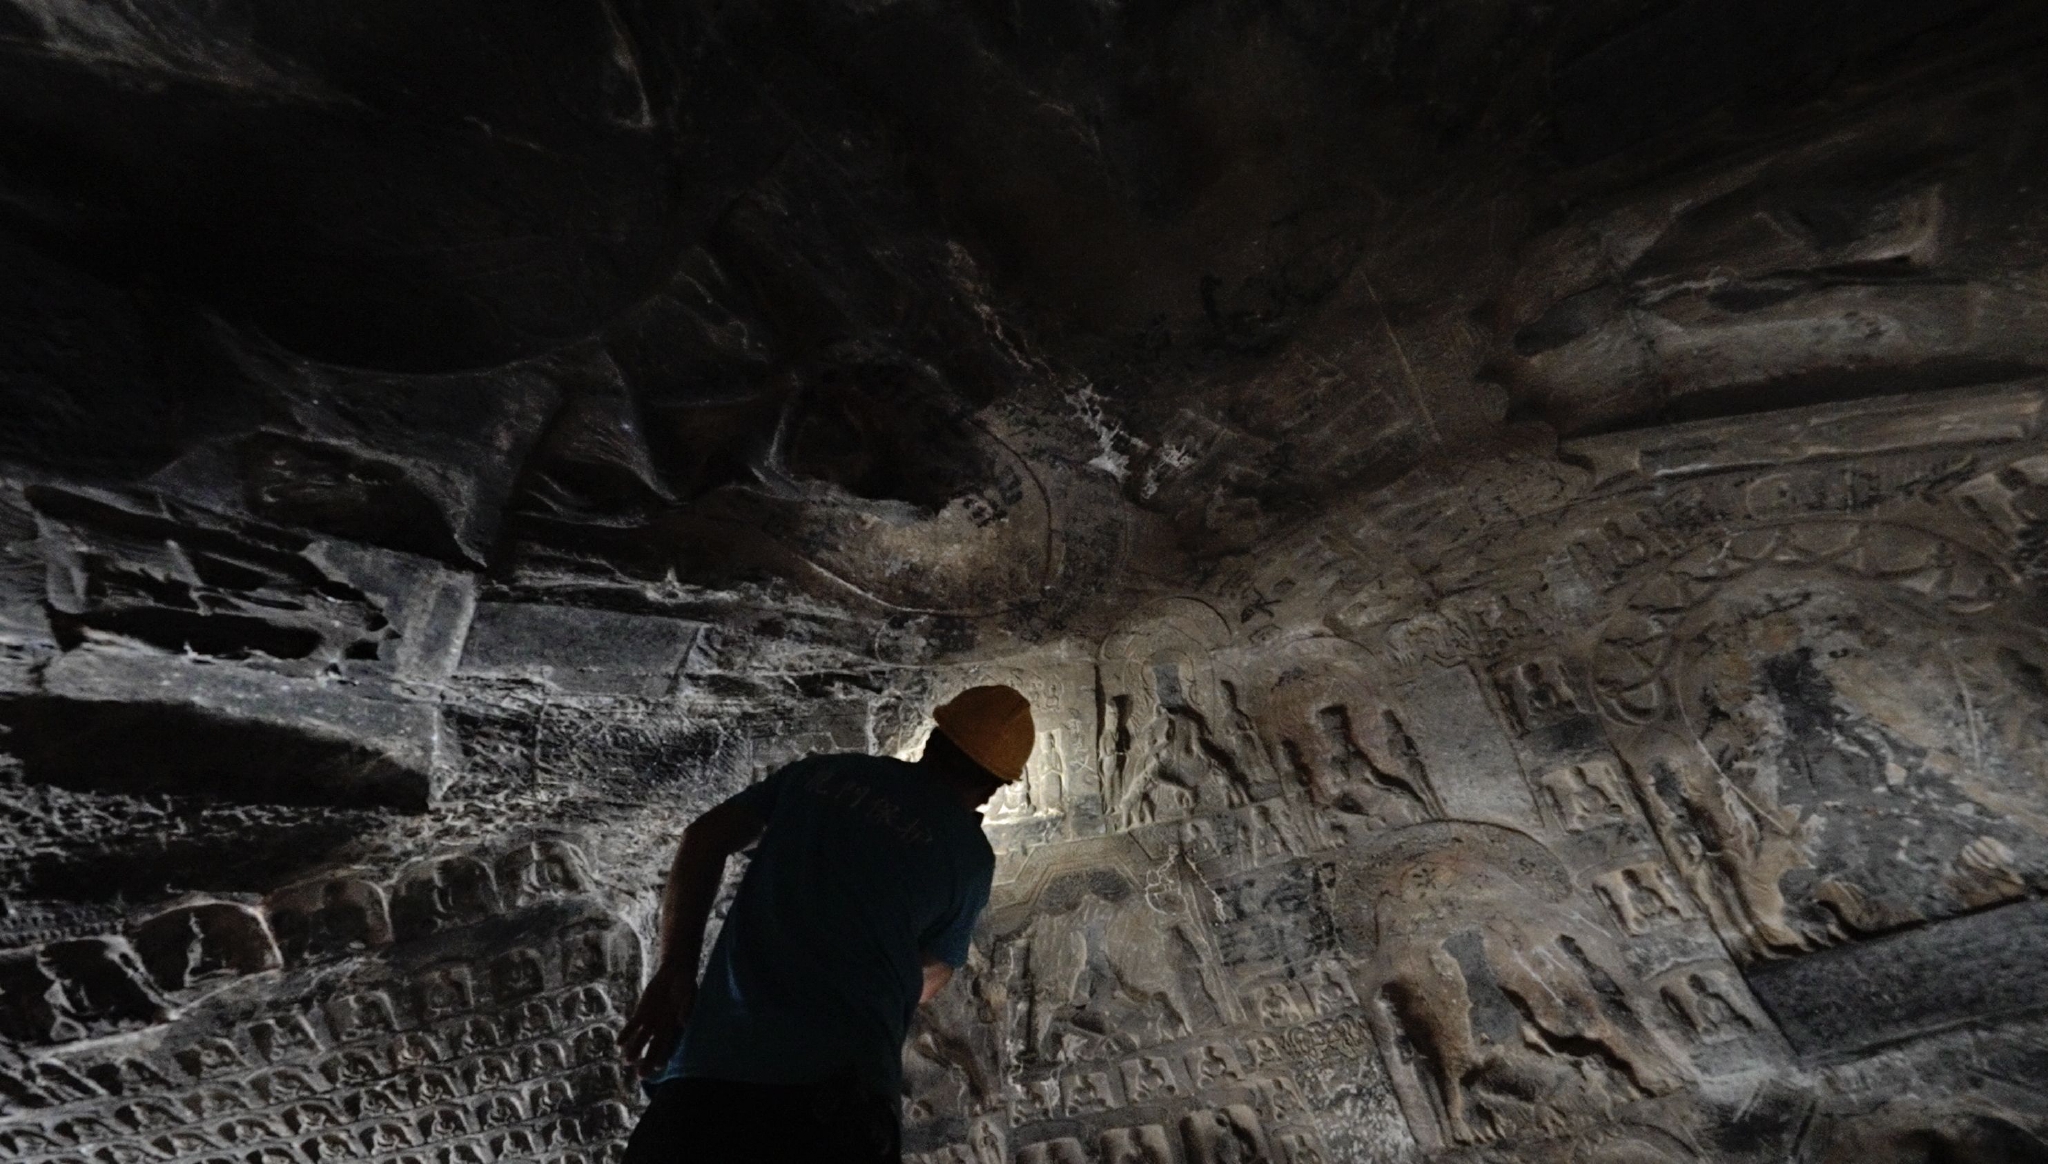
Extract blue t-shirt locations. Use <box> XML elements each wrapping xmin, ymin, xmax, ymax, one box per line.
<box><xmin>659</xmin><ymin>753</ymin><xmax>996</xmax><ymax>1100</ymax></box>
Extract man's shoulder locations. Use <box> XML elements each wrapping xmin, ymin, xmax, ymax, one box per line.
<box><xmin>803</xmin><ymin>751</ymin><xmax>914</xmax><ymax>776</ymax></box>
<box><xmin>951</xmin><ymin>802</ymin><xmax>996</xmax><ymax>866</ymax></box>
<box><xmin>962</xmin><ymin>825</ymin><xmax>996</xmax><ymax>868</ymax></box>
<box><xmin>787</xmin><ymin>752</ymin><xmax>931</xmax><ymax>795</ymax></box>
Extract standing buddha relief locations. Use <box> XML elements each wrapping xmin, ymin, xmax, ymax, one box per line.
<box><xmin>1247</xmin><ymin>638</ymin><xmax>1444</xmax><ymax>836</ymax></box>
<box><xmin>1098</xmin><ymin>601</ymin><xmax>1276</xmax><ymax>830</ymax></box>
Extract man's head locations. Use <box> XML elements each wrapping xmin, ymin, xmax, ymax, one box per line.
<box><xmin>921</xmin><ymin>685</ymin><xmax>1034</xmax><ymax>809</ymax></box>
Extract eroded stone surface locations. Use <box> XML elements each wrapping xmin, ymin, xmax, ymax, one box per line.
<box><xmin>3</xmin><ymin>2</ymin><xmax>2048</xmax><ymax>1162</ymax></box>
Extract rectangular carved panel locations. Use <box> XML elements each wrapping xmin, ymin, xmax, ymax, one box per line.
<box><xmin>1745</xmin><ymin>898</ymin><xmax>2048</xmax><ymax>1060</ymax></box>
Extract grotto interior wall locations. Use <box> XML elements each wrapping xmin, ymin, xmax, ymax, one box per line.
<box><xmin>3</xmin><ymin>2</ymin><xmax>2048</xmax><ymax>1163</ymax></box>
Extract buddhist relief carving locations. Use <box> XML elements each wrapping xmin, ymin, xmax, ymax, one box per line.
<box><xmin>1492</xmin><ymin>657</ymin><xmax>1589</xmax><ymax>734</ymax></box>
<box><xmin>0</xmin><ymin>938</ymin><xmax>168</xmax><ymax>1044</ymax></box>
<box><xmin>904</xmin><ymin>946</ymin><xmax>1004</xmax><ymax>1123</ymax></box>
<box><xmin>1539</xmin><ymin>759</ymin><xmax>1634</xmax><ymax>834</ymax></box>
<box><xmin>0</xmin><ymin>837</ymin><xmax>639</xmax><ymax>1164</ymax></box>
<box><xmin>1250</xmin><ymin>639</ymin><xmax>1441</xmax><ymax>832</ymax></box>
<box><xmin>994</xmin><ymin>855</ymin><xmax>1238</xmax><ymax>1066</ymax></box>
<box><xmin>129</xmin><ymin>902</ymin><xmax>282</xmax><ymax>992</ymax></box>
<box><xmin>496</xmin><ymin>840</ymin><xmax>596</xmax><ymax>906</ymax></box>
<box><xmin>1654</xmin><ymin>967</ymin><xmax>1765</xmax><ymax>1043</ymax></box>
<box><xmin>1111</xmin><ymin>663</ymin><xmax>1268</xmax><ymax>827</ymax></box>
<box><xmin>1591</xmin><ymin>520</ymin><xmax>2048</xmax><ymax>959</ymax></box>
<box><xmin>267</xmin><ymin>875</ymin><xmax>393</xmax><ymax>965</ymax></box>
<box><xmin>1180</xmin><ymin>1104</ymin><xmax>1273</xmax><ymax>1164</ymax></box>
<box><xmin>390</xmin><ymin>855</ymin><xmax>502</xmax><ymax>939</ymax></box>
<box><xmin>1099</xmin><ymin>1124</ymin><xmax>1175</xmax><ymax>1164</ymax></box>
<box><xmin>1097</xmin><ymin>603</ymin><xmax>1273</xmax><ymax>829</ymax></box>
<box><xmin>1589</xmin><ymin>862</ymin><xmax>1693</xmax><ymax>936</ymax></box>
<box><xmin>1336</xmin><ymin>824</ymin><xmax>1689</xmax><ymax>1148</ymax></box>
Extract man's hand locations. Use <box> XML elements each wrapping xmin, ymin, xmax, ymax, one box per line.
<box><xmin>623</xmin><ymin>795</ymin><xmax>766</xmax><ymax>1080</ymax></box>
<box><xmin>620</xmin><ymin>964</ymin><xmax>698</xmax><ymax>1078</ymax></box>
<box><xmin>919</xmin><ymin>956</ymin><xmax>955</xmax><ymax>1005</ymax></box>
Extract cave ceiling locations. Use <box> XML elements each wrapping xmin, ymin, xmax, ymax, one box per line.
<box><xmin>3</xmin><ymin>2</ymin><xmax>2048</xmax><ymax>1163</ymax></box>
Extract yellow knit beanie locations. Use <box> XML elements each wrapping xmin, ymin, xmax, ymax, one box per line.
<box><xmin>931</xmin><ymin>685</ymin><xmax>1035</xmax><ymax>784</ymax></box>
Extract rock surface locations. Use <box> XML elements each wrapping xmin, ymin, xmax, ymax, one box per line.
<box><xmin>2</xmin><ymin>2</ymin><xmax>2048</xmax><ymax>1162</ymax></box>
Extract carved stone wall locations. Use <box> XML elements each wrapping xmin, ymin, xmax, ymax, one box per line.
<box><xmin>3</xmin><ymin>3</ymin><xmax>2048</xmax><ymax>1163</ymax></box>
<box><xmin>0</xmin><ymin>481</ymin><xmax>911</xmax><ymax>1164</ymax></box>
<box><xmin>13</xmin><ymin>384</ymin><xmax>2041</xmax><ymax>1163</ymax></box>
<box><xmin>901</xmin><ymin>384</ymin><xmax>2048</xmax><ymax>1163</ymax></box>
<box><xmin>0</xmin><ymin>840</ymin><xmax>640</xmax><ymax>1164</ymax></box>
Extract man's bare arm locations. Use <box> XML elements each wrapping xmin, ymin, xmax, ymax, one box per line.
<box><xmin>619</xmin><ymin>797</ymin><xmax>767</xmax><ymax>1076</ymax></box>
<box><xmin>919</xmin><ymin>956</ymin><xmax>955</xmax><ymax>1004</ymax></box>
<box><xmin>655</xmin><ymin>797</ymin><xmax>766</xmax><ymax>969</ymax></box>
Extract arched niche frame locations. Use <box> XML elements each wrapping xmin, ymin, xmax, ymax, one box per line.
<box><xmin>1330</xmin><ymin>821</ymin><xmax>1693</xmax><ymax>1150</ymax></box>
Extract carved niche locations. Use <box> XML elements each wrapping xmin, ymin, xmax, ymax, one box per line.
<box><xmin>1098</xmin><ymin>601</ymin><xmax>1276</xmax><ymax>830</ymax></box>
<box><xmin>1245</xmin><ymin>637</ymin><xmax>1442</xmax><ymax>832</ymax></box>
<box><xmin>129</xmin><ymin>901</ymin><xmax>283</xmax><ymax>992</ymax></box>
<box><xmin>988</xmin><ymin>842</ymin><xmax>1242</xmax><ymax>1074</ymax></box>
<box><xmin>1333</xmin><ymin>823</ymin><xmax>1691</xmax><ymax>1149</ymax></box>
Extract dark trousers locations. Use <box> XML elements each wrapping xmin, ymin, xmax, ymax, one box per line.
<box><xmin>622</xmin><ymin>1076</ymin><xmax>901</xmax><ymax>1164</ymax></box>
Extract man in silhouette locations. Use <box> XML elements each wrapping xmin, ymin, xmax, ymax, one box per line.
<box><xmin>620</xmin><ymin>686</ymin><xmax>1033</xmax><ymax>1162</ymax></box>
